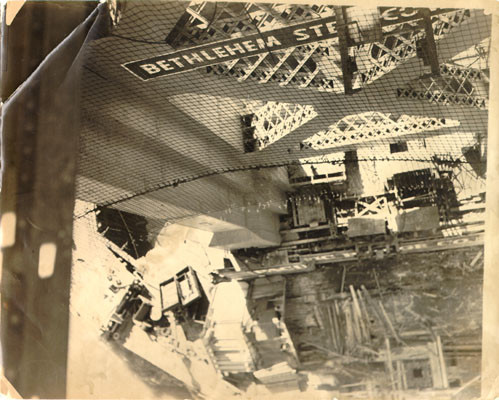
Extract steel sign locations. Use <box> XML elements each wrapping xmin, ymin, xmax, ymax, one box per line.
<box><xmin>122</xmin><ymin>15</ymin><xmax>338</xmax><ymax>80</ymax></box>
<box><xmin>122</xmin><ymin>7</ymin><xmax>458</xmax><ymax>81</ymax></box>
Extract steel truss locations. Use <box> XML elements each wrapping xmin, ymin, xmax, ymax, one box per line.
<box><xmin>167</xmin><ymin>3</ymin><xmax>470</xmax><ymax>93</ymax></box>
<box><xmin>301</xmin><ymin>112</ymin><xmax>460</xmax><ymax>149</ymax></box>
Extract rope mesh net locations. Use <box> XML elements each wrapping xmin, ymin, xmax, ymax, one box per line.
<box><xmin>74</xmin><ymin>2</ymin><xmax>490</xmax><ymax>252</ymax></box>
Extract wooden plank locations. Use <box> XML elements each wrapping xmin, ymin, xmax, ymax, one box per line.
<box><xmin>367</xmin><ymin>380</ymin><xmax>374</xmax><ymax>400</ymax></box>
<box><xmin>343</xmin><ymin>302</ymin><xmax>355</xmax><ymax>351</ymax></box>
<box><xmin>436</xmin><ymin>335</ymin><xmax>449</xmax><ymax>389</ymax></box>
<box><xmin>395</xmin><ymin>361</ymin><xmax>404</xmax><ymax>392</ymax></box>
<box><xmin>357</xmin><ymin>289</ymin><xmax>372</xmax><ymax>343</ymax></box>
<box><xmin>400</xmin><ymin>361</ymin><xmax>408</xmax><ymax>390</ymax></box>
<box><xmin>159</xmin><ymin>277</ymin><xmax>180</xmax><ymax>311</ymax></box>
<box><xmin>470</xmin><ymin>250</ymin><xmax>483</xmax><ymax>268</ymax></box>
<box><xmin>326</xmin><ymin>305</ymin><xmax>339</xmax><ymax>351</ymax></box>
<box><xmin>452</xmin><ymin>375</ymin><xmax>480</xmax><ymax>396</ymax></box>
<box><xmin>444</xmin><ymin>344</ymin><xmax>481</xmax><ymax>352</ymax></box>
<box><xmin>340</xmin><ymin>266</ymin><xmax>347</xmax><ymax>293</ymax></box>
<box><xmin>320</xmin><ymin>292</ymin><xmax>350</xmax><ymax>302</ymax></box>
<box><xmin>373</xmin><ymin>269</ymin><xmax>383</xmax><ymax>301</ymax></box>
<box><xmin>291</xmin><ymin>199</ymin><xmax>299</xmax><ymax>228</ymax></box>
<box><xmin>347</xmin><ymin>301</ymin><xmax>361</xmax><ymax>345</ymax></box>
<box><xmin>313</xmin><ymin>306</ymin><xmax>324</xmax><ymax>330</ymax></box>
<box><xmin>360</xmin><ymin>285</ymin><xmax>386</xmax><ymax>335</ymax></box>
<box><xmin>385</xmin><ymin>338</ymin><xmax>397</xmax><ymax>393</ymax></box>
<box><xmin>379</xmin><ymin>300</ymin><xmax>403</xmax><ymax>344</ymax></box>
<box><xmin>356</xmin><ymin>289</ymin><xmax>370</xmax><ymax>319</ymax></box>
<box><xmin>303</xmin><ymin>342</ymin><xmax>364</xmax><ymax>363</ymax></box>
<box><xmin>330</xmin><ymin>303</ymin><xmax>341</xmax><ymax>353</ymax></box>
<box><xmin>280</xmin><ymin>223</ymin><xmax>333</xmax><ymax>234</ymax></box>
<box><xmin>428</xmin><ymin>341</ymin><xmax>444</xmax><ymax>388</ymax></box>
<box><xmin>399</xmin><ymin>330</ymin><xmax>431</xmax><ymax>338</ymax></box>
<box><xmin>176</xmin><ymin>266</ymin><xmax>202</xmax><ymax>306</ymax></box>
<box><xmin>334</xmin><ymin>300</ymin><xmax>345</xmax><ymax>354</ymax></box>
<box><xmin>350</xmin><ymin>285</ymin><xmax>369</xmax><ymax>342</ymax></box>
<box><xmin>281</xmin><ymin>279</ymin><xmax>287</xmax><ymax>321</ymax></box>
<box><xmin>319</xmin><ymin>305</ymin><xmax>333</xmax><ymax>349</ymax></box>
<box><xmin>356</xmin><ymin>345</ymin><xmax>379</xmax><ymax>358</ymax></box>
<box><xmin>290</xmin><ymin>175</ymin><xmax>346</xmax><ymax>187</ymax></box>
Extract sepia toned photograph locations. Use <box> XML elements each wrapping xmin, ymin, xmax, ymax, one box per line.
<box><xmin>0</xmin><ymin>1</ymin><xmax>497</xmax><ymax>399</ymax></box>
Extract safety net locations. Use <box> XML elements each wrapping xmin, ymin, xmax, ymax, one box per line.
<box><xmin>73</xmin><ymin>2</ymin><xmax>490</xmax><ymax>255</ymax></box>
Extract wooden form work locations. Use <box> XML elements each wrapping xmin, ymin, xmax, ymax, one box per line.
<box><xmin>307</xmin><ymin>285</ymin><xmax>397</xmax><ymax>359</ymax></box>
<box><xmin>159</xmin><ymin>266</ymin><xmax>202</xmax><ymax>312</ymax></box>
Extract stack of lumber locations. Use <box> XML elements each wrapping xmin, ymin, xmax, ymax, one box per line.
<box><xmin>253</xmin><ymin>362</ymin><xmax>299</xmax><ymax>393</ymax></box>
<box><xmin>312</xmin><ymin>285</ymin><xmax>375</xmax><ymax>357</ymax></box>
<box><xmin>306</xmin><ymin>285</ymin><xmax>404</xmax><ymax>360</ymax></box>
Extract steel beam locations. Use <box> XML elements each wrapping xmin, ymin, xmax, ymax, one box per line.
<box><xmin>421</xmin><ymin>9</ymin><xmax>441</xmax><ymax>76</ymax></box>
<box><xmin>334</xmin><ymin>6</ymin><xmax>355</xmax><ymax>95</ymax></box>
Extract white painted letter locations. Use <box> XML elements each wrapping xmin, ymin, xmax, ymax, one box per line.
<box><xmin>294</xmin><ymin>28</ymin><xmax>310</xmax><ymax>41</ymax></box>
<box><xmin>157</xmin><ymin>60</ymin><xmax>174</xmax><ymax>71</ymax></box>
<box><xmin>381</xmin><ymin>7</ymin><xmax>399</xmax><ymax>21</ymax></box>
<box><xmin>169</xmin><ymin>57</ymin><xmax>184</xmax><ymax>67</ymax></box>
<box><xmin>309</xmin><ymin>24</ymin><xmax>324</xmax><ymax>37</ymax></box>
<box><xmin>265</xmin><ymin>35</ymin><xmax>282</xmax><ymax>47</ymax></box>
<box><xmin>212</xmin><ymin>47</ymin><xmax>228</xmax><ymax>58</ymax></box>
<box><xmin>224</xmin><ymin>43</ymin><xmax>246</xmax><ymax>56</ymax></box>
<box><xmin>256</xmin><ymin>35</ymin><xmax>282</xmax><ymax>49</ymax></box>
<box><xmin>242</xmin><ymin>40</ymin><xmax>257</xmax><ymax>51</ymax></box>
<box><xmin>200</xmin><ymin>50</ymin><xmax>216</xmax><ymax>60</ymax></box>
<box><xmin>182</xmin><ymin>52</ymin><xmax>204</xmax><ymax>65</ymax></box>
<box><xmin>140</xmin><ymin>64</ymin><xmax>161</xmax><ymax>74</ymax></box>
<box><xmin>325</xmin><ymin>22</ymin><xmax>336</xmax><ymax>35</ymax></box>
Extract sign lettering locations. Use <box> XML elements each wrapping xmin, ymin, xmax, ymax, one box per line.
<box><xmin>123</xmin><ymin>16</ymin><xmax>338</xmax><ymax>80</ymax></box>
<box><xmin>122</xmin><ymin>8</ymin><xmax>457</xmax><ymax>80</ymax></box>
<box><xmin>378</xmin><ymin>7</ymin><xmax>457</xmax><ymax>33</ymax></box>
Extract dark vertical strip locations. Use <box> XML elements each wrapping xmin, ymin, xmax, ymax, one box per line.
<box><xmin>0</xmin><ymin>3</ymin><xmax>100</xmax><ymax>398</ymax></box>
<box><xmin>421</xmin><ymin>9</ymin><xmax>441</xmax><ymax>76</ymax></box>
<box><xmin>334</xmin><ymin>6</ymin><xmax>354</xmax><ymax>95</ymax></box>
